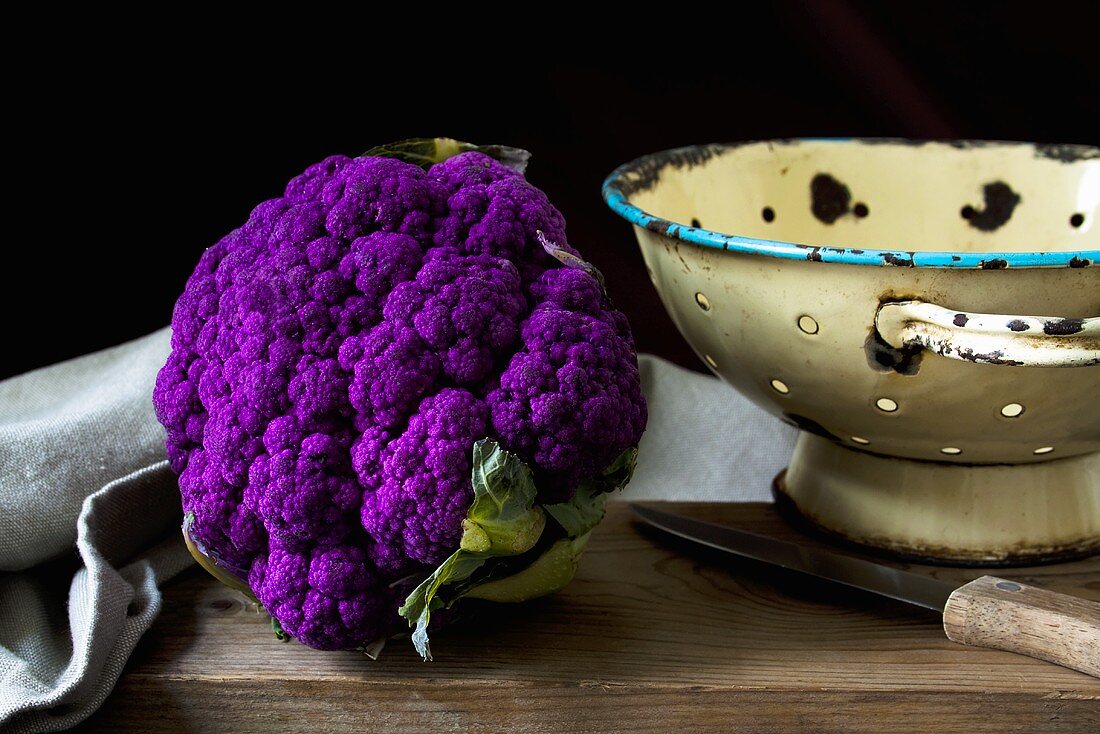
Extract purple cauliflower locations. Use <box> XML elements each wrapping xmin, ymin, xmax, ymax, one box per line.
<box><xmin>154</xmin><ymin>139</ymin><xmax>647</xmax><ymax>655</ymax></box>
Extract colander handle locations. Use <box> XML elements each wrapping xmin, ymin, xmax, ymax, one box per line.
<box><xmin>874</xmin><ymin>300</ymin><xmax>1100</xmax><ymax>368</ymax></box>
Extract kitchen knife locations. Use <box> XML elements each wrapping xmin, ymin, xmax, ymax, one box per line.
<box><xmin>631</xmin><ymin>504</ymin><xmax>1100</xmax><ymax>678</ymax></box>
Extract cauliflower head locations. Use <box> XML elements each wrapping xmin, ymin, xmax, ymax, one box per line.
<box><xmin>153</xmin><ymin>139</ymin><xmax>646</xmax><ymax>657</ymax></box>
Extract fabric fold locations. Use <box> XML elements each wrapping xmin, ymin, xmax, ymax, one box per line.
<box><xmin>1</xmin><ymin>463</ymin><xmax>192</xmax><ymax>732</ymax></box>
<box><xmin>0</xmin><ymin>329</ymin><xmax>192</xmax><ymax>732</ymax></box>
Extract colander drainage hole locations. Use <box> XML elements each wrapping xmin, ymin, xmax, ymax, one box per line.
<box><xmin>853</xmin><ymin>202</ymin><xmax>869</xmax><ymax>218</ymax></box>
<box><xmin>1070</xmin><ymin>213</ymin><xmax>1085</xmax><ymax>228</ymax></box>
<box><xmin>875</xmin><ymin>397</ymin><xmax>898</xmax><ymax>412</ymax></box>
<box><xmin>1001</xmin><ymin>403</ymin><xmax>1025</xmax><ymax>418</ymax></box>
<box><xmin>797</xmin><ymin>315</ymin><xmax>819</xmax><ymax>334</ymax></box>
<box><xmin>940</xmin><ymin>447</ymin><xmax>962</xmax><ymax>455</ymax></box>
<box><xmin>694</xmin><ymin>292</ymin><xmax>712</xmax><ymax>311</ymax></box>
<box><xmin>762</xmin><ymin>207</ymin><xmax>776</xmax><ymax>223</ymax></box>
<box><xmin>770</xmin><ymin>379</ymin><xmax>790</xmax><ymax>395</ymax></box>
<box><xmin>850</xmin><ymin>436</ymin><xmax>871</xmax><ymax>445</ymax></box>
<box><xmin>691</xmin><ymin>217</ymin><xmax>702</xmax><ymax>229</ymax></box>
<box><xmin>704</xmin><ymin>354</ymin><xmax>718</xmax><ymax>369</ymax></box>
<box><xmin>1033</xmin><ymin>446</ymin><xmax>1055</xmax><ymax>455</ymax></box>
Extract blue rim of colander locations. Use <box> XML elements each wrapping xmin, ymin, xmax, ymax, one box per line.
<box><xmin>601</xmin><ymin>138</ymin><xmax>1099</xmax><ymax>269</ymax></box>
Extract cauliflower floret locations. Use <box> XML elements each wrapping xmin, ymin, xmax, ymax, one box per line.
<box><xmin>488</xmin><ymin>268</ymin><xmax>648</xmax><ymax>500</ymax></box>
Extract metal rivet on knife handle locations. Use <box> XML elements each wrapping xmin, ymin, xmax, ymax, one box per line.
<box><xmin>942</xmin><ymin>575</ymin><xmax>1100</xmax><ymax>678</ymax></box>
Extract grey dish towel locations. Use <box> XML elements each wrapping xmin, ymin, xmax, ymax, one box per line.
<box><xmin>0</xmin><ymin>329</ymin><xmax>796</xmax><ymax>732</ymax></box>
<box><xmin>0</xmin><ymin>330</ymin><xmax>193</xmax><ymax>733</ymax></box>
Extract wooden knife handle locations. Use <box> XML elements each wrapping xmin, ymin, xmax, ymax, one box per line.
<box><xmin>943</xmin><ymin>575</ymin><xmax>1100</xmax><ymax>677</ymax></box>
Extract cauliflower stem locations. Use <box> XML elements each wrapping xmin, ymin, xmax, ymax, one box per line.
<box><xmin>398</xmin><ymin>439</ymin><xmax>636</xmax><ymax>660</ymax></box>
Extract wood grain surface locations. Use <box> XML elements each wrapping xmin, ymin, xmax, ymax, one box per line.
<box><xmin>76</xmin><ymin>503</ymin><xmax>1100</xmax><ymax>733</ymax></box>
<box><xmin>943</xmin><ymin>575</ymin><xmax>1100</xmax><ymax>677</ymax></box>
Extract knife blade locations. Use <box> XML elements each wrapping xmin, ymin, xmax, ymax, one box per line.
<box><xmin>630</xmin><ymin>504</ymin><xmax>1100</xmax><ymax>678</ymax></box>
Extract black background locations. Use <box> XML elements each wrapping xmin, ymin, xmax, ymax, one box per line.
<box><xmin>5</xmin><ymin>2</ymin><xmax>1097</xmax><ymax>379</ymax></box>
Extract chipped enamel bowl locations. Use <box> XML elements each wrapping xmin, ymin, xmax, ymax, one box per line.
<box><xmin>604</xmin><ymin>139</ymin><xmax>1100</xmax><ymax>565</ymax></box>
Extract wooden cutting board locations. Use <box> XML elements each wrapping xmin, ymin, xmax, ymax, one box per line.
<box><xmin>77</xmin><ymin>502</ymin><xmax>1100</xmax><ymax>733</ymax></box>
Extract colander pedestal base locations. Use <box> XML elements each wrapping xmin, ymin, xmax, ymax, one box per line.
<box><xmin>776</xmin><ymin>433</ymin><xmax>1100</xmax><ymax>566</ymax></box>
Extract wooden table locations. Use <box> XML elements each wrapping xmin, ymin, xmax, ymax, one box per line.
<box><xmin>77</xmin><ymin>503</ymin><xmax>1100</xmax><ymax>733</ymax></box>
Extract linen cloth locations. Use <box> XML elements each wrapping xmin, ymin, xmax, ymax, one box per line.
<box><xmin>0</xmin><ymin>328</ymin><xmax>796</xmax><ymax>731</ymax></box>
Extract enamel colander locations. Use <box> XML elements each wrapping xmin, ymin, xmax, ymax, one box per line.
<box><xmin>604</xmin><ymin>139</ymin><xmax>1099</xmax><ymax>565</ymax></box>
